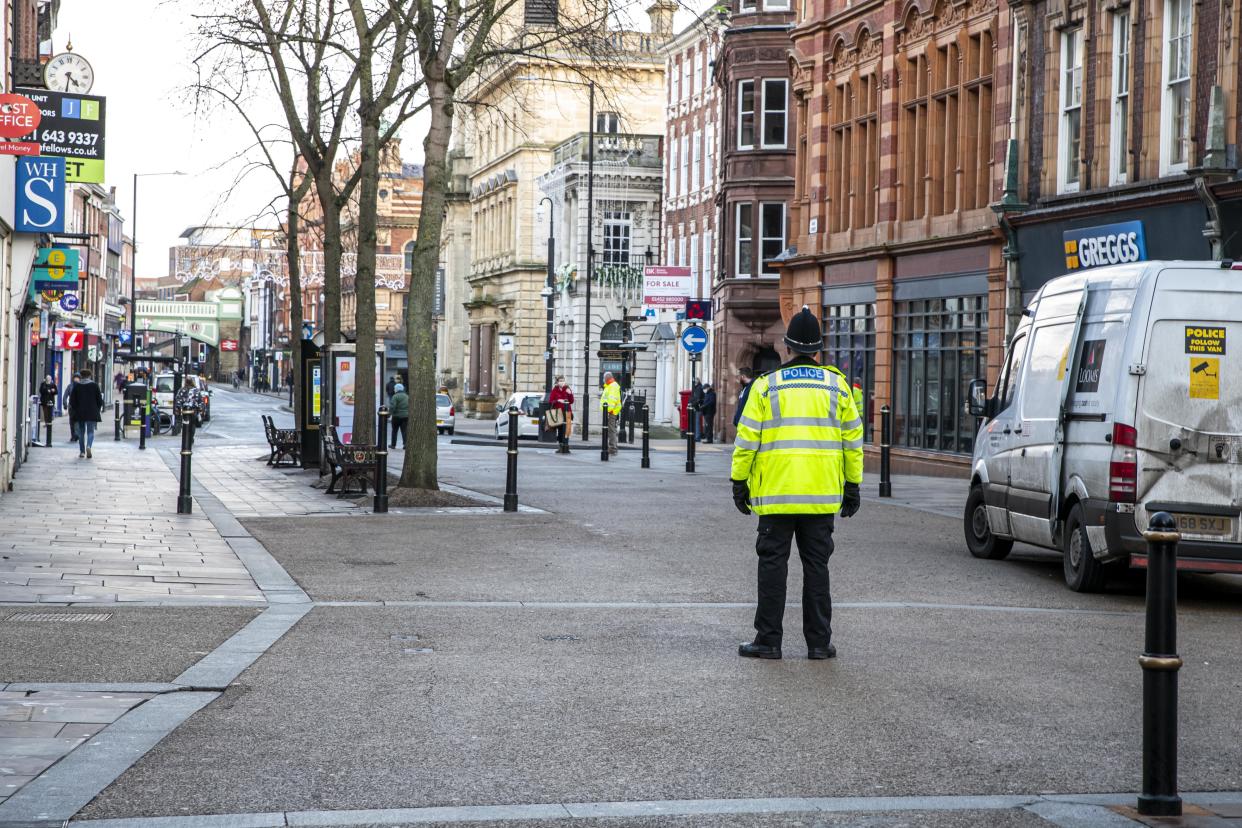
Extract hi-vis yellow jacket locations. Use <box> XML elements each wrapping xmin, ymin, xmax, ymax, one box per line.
<box><xmin>600</xmin><ymin>380</ymin><xmax>622</xmax><ymax>415</ymax></box>
<box><xmin>730</xmin><ymin>360</ymin><xmax>864</xmax><ymax>515</ymax></box>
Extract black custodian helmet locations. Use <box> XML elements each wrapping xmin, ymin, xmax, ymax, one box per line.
<box><xmin>783</xmin><ymin>305</ymin><xmax>823</xmax><ymax>354</ymax></box>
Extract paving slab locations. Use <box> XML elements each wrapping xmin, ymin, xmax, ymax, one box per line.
<box><xmin>0</xmin><ymin>608</ymin><xmax>262</xmax><ymax>683</ymax></box>
<box><xmin>79</xmin><ymin>605</ymin><xmax>1242</xmax><ymax>819</ymax></box>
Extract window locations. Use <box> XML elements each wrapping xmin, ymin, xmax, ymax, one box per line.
<box><xmin>690</xmin><ymin>232</ymin><xmax>699</xmax><ymax>288</ymax></box>
<box><xmin>595</xmin><ymin>111</ymin><xmax>620</xmax><ymax>134</ymax></box>
<box><xmin>694</xmin><ymin>50</ymin><xmax>703</xmax><ymax>96</ymax></box>
<box><xmin>403</xmin><ymin>240</ymin><xmax>415</xmax><ymax>272</ymax></box>
<box><xmin>999</xmin><ymin>332</ymin><xmax>1027</xmax><ymax>412</ymax></box>
<box><xmin>893</xmin><ymin>296</ymin><xmax>989</xmax><ymax>453</ymax></box>
<box><xmin>602</xmin><ymin>211</ymin><xmax>631</xmax><ymax>265</ymax></box>
<box><xmin>691</xmin><ymin>130</ymin><xmax>702</xmax><ymax>192</ymax></box>
<box><xmin>735</xmin><ymin>203</ymin><xmax>753</xmax><ymax>277</ymax></box>
<box><xmin>669</xmin><ymin>136</ymin><xmax>679</xmax><ymax>198</ymax></box>
<box><xmin>1059</xmin><ymin>28</ymin><xmax>1083</xmax><ymax>192</ymax></box>
<box><xmin>677</xmin><ymin>233</ymin><xmax>686</xmax><ymax>266</ymax></box>
<box><xmin>524</xmin><ymin>0</ymin><xmax>557</xmax><ymax>26</ymax></box>
<box><xmin>766</xmin><ymin>0</ymin><xmax>790</xmax><ymax>8</ymax></box>
<box><xmin>737</xmin><ymin>80</ymin><xmax>755</xmax><ymax>149</ymax></box>
<box><xmin>823</xmin><ymin>303</ymin><xmax>876</xmax><ymax>441</ymax></box>
<box><xmin>740</xmin><ymin>0</ymin><xmax>756</xmax><ymax>11</ymax></box>
<box><xmin>671</xmin><ymin>60</ymin><xmax>681</xmax><ymax>103</ymax></box>
<box><xmin>761</xmin><ymin>79</ymin><xmax>787</xmax><ymax>148</ymax></box>
<box><xmin>680</xmin><ymin>134</ymin><xmax>689</xmax><ymax>196</ymax></box>
<box><xmin>704</xmin><ymin>229</ymin><xmax>714</xmax><ymax>284</ymax></box>
<box><xmin>1020</xmin><ymin>323</ymin><xmax>1075</xmax><ymax>421</ymax></box>
<box><xmin>1110</xmin><ymin>12</ymin><xmax>1131</xmax><ymax>184</ymax></box>
<box><xmin>682</xmin><ymin>57</ymin><xmax>692</xmax><ymax>100</ymax></box>
<box><xmin>759</xmin><ymin>202</ymin><xmax>785</xmax><ymax>276</ymax></box>
<box><xmin>1162</xmin><ymin>0</ymin><xmax>1192</xmax><ymax>172</ymax></box>
<box><xmin>705</xmin><ymin>123</ymin><xmax>715</xmax><ymax>186</ymax></box>
<box><xmin>829</xmin><ymin>71</ymin><xmax>880</xmax><ymax>232</ymax></box>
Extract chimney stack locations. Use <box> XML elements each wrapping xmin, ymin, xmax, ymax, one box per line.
<box><xmin>647</xmin><ymin>0</ymin><xmax>677</xmax><ymax>40</ymax></box>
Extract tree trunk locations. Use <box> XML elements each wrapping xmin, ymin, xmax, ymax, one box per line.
<box><xmin>316</xmin><ymin>167</ymin><xmax>343</xmax><ymax>345</ymax></box>
<box><xmin>286</xmin><ymin>180</ymin><xmax>306</xmax><ymax>432</ymax></box>
<box><xmin>351</xmin><ymin>116</ymin><xmax>381</xmax><ymax>446</ymax></box>
<box><xmin>399</xmin><ymin>81</ymin><xmax>454</xmax><ymax>490</ymax></box>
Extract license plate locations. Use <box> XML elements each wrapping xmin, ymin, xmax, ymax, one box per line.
<box><xmin>1174</xmin><ymin>513</ymin><xmax>1234</xmax><ymax>538</ymax></box>
<box><xmin>436</xmin><ymin>419</ymin><xmax>443</xmax><ymax>425</ymax></box>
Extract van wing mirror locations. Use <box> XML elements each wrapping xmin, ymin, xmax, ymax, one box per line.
<box><xmin>966</xmin><ymin>379</ymin><xmax>990</xmax><ymax>419</ymax></box>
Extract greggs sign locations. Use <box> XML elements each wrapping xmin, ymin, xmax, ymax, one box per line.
<box><xmin>1062</xmin><ymin>221</ymin><xmax>1147</xmax><ymax>271</ymax></box>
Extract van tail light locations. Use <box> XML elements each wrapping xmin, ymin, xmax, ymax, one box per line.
<box><xmin>449</xmin><ymin>406</ymin><xmax>454</xmax><ymax>416</ymax></box>
<box><xmin>1109</xmin><ymin>422</ymin><xmax>1139</xmax><ymax>503</ymax></box>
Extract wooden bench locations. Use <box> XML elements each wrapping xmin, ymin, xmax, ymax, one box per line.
<box><xmin>262</xmin><ymin>415</ymin><xmax>301</xmax><ymax>467</ymax></box>
<box><xmin>323</xmin><ymin>427</ymin><xmax>377</xmax><ymax>496</ymax></box>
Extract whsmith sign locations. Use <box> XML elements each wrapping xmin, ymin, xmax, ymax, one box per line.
<box><xmin>1062</xmin><ymin>221</ymin><xmax>1148</xmax><ymax>271</ymax></box>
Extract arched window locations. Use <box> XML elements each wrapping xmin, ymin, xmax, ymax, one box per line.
<box><xmin>599</xmin><ymin>320</ymin><xmax>631</xmax><ymax>343</ymax></box>
<box><xmin>404</xmin><ymin>241</ymin><xmax>415</xmax><ymax>272</ymax></box>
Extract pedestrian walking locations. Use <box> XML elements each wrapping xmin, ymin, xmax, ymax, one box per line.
<box><xmin>38</xmin><ymin>375</ymin><xmax>57</xmax><ymax>432</ymax></box>
<box><xmin>548</xmin><ymin>376</ymin><xmax>574</xmax><ymax>453</ymax></box>
<box><xmin>700</xmin><ymin>384</ymin><xmax>717</xmax><ymax>443</ymax></box>
<box><xmin>689</xmin><ymin>379</ymin><xmax>704</xmax><ymax>441</ymax></box>
<box><xmin>731</xmin><ymin>305</ymin><xmax>863</xmax><ymax>661</ymax></box>
<box><xmin>173</xmin><ymin>377</ymin><xmax>203</xmax><ymax>430</ymax></box>
<box><xmin>68</xmin><ymin>369</ymin><xmax>105</xmax><ymax>459</ymax></box>
<box><xmin>232</xmin><ymin>370</ymin><xmax>241</xmax><ymax>390</ymax></box>
<box><xmin>733</xmin><ymin>367</ymin><xmax>755</xmax><ymax>429</ymax></box>
<box><xmin>113</xmin><ymin>371</ymin><xmax>127</xmax><ymax>396</ymax></box>
<box><xmin>62</xmin><ymin>372</ymin><xmax>80</xmax><ymax>442</ymax></box>
<box><xmin>389</xmin><ymin>383</ymin><xmax>409</xmax><ymax>448</ymax></box>
<box><xmin>600</xmin><ymin>372</ymin><xmax>621</xmax><ymax>456</ymax></box>
<box><xmin>386</xmin><ymin>374</ymin><xmax>397</xmax><ymax>401</ymax></box>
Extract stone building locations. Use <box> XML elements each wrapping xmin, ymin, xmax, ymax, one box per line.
<box><xmin>457</xmin><ymin>0</ymin><xmax>673</xmax><ymax>424</ymax></box>
<box><xmin>712</xmin><ymin>0</ymin><xmax>796</xmax><ymax>437</ymax></box>
<box><xmin>779</xmin><ymin>0</ymin><xmax>1014</xmax><ymax>475</ymax></box>
<box><xmin>539</xmin><ymin>133</ymin><xmax>664</xmax><ymax>411</ymax></box>
<box><xmin>660</xmin><ymin>8</ymin><xmax>725</xmax><ymax>426</ymax></box>
<box><xmin>435</xmin><ymin>141</ymin><xmax>474</xmax><ymax>395</ymax></box>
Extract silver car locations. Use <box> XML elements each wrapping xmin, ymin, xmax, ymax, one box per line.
<box><xmin>436</xmin><ymin>393</ymin><xmax>455</xmax><ymax>435</ymax></box>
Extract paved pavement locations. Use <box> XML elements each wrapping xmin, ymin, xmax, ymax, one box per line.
<box><xmin>1</xmin><ymin>386</ymin><xmax>1239</xmax><ymax>827</ymax></box>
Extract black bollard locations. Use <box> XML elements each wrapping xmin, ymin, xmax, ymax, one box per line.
<box><xmin>600</xmin><ymin>406</ymin><xmax>610</xmax><ymax>462</ymax></box>
<box><xmin>504</xmin><ymin>404</ymin><xmax>519</xmax><ymax>512</ymax></box>
<box><xmin>374</xmin><ymin>406</ymin><xmax>389</xmax><ymax>514</ymax></box>
<box><xmin>1138</xmin><ymin>512</ymin><xmax>1182</xmax><ymax>816</ymax></box>
<box><xmin>879</xmin><ymin>404</ymin><xmax>892</xmax><ymax>497</ymax></box>
<box><xmin>685</xmin><ymin>403</ymin><xmax>696</xmax><ymax>473</ymax></box>
<box><xmin>628</xmin><ymin>403</ymin><xmax>636</xmax><ymax>444</ymax></box>
<box><xmin>139</xmin><ymin>403</ymin><xmax>148</xmax><ymax>451</ymax></box>
<box><xmin>177</xmin><ymin>414</ymin><xmax>194</xmax><ymax>514</ymax></box>
<box><xmin>114</xmin><ymin>400</ymin><xmax>121</xmax><ymax>441</ymax></box>
<box><xmin>640</xmin><ymin>403</ymin><xmax>651</xmax><ymax>469</ymax></box>
<box><xmin>44</xmin><ymin>412</ymin><xmax>52</xmax><ymax>448</ymax></box>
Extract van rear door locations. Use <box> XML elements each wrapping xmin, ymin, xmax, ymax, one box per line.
<box><xmin>1136</xmin><ymin>268</ymin><xmax>1242</xmax><ymax>544</ymax></box>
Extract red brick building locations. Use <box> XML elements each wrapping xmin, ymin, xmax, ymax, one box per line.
<box><xmin>712</xmin><ymin>0</ymin><xmax>797</xmax><ymax>436</ymax></box>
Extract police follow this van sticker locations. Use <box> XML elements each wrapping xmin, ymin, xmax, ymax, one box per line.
<box><xmin>1186</xmin><ymin>326</ymin><xmax>1225</xmax><ymax>401</ymax></box>
<box><xmin>1185</xmin><ymin>326</ymin><xmax>1226</xmax><ymax>355</ymax></box>
<box><xmin>1062</xmin><ymin>220</ymin><xmax>1147</xmax><ymax>271</ymax></box>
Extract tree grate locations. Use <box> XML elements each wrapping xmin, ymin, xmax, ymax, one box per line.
<box><xmin>6</xmin><ymin>612</ymin><xmax>112</xmax><ymax>623</ymax></box>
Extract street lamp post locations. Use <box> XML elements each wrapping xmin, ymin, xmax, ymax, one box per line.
<box><xmin>540</xmin><ymin>196</ymin><xmax>555</xmax><ymax>398</ymax></box>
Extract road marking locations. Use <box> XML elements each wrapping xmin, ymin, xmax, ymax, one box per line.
<box><xmin>309</xmin><ymin>599</ymin><xmax>1140</xmax><ymax>615</ymax></box>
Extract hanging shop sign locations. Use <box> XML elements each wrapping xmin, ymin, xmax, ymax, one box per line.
<box><xmin>16</xmin><ymin>88</ymin><xmax>106</xmax><ymax>183</ymax></box>
<box><xmin>33</xmin><ymin>246</ymin><xmax>79</xmax><ymax>291</ymax></box>
<box><xmin>15</xmin><ymin>155</ymin><xmax>66</xmax><ymax>233</ymax></box>
<box><xmin>55</xmin><ymin>327</ymin><xmax>85</xmax><ymax>351</ymax></box>
<box><xmin>0</xmin><ymin>92</ymin><xmax>42</xmax><ymax>155</ymax></box>
<box><xmin>1062</xmin><ymin>221</ymin><xmax>1147</xmax><ymax>271</ymax></box>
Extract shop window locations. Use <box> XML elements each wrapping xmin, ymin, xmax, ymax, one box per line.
<box><xmin>735</xmin><ymin>203</ymin><xmax>753</xmax><ymax>277</ymax></box>
<box><xmin>1110</xmin><ymin>11</ymin><xmax>1131</xmax><ymax>185</ymax></box>
<box><xmin>602</xmin><ymin>211</ymin><xmax>631</xmax><ymax>265</ymax></box>
<box><xmin>738</xmin><ymin>80</ymin><xmax>756</xmax><ymax>149</ymax></box>
<box><xmin>761</xmin><ymin>79</ymin><xmax>787</xmax><ymax>148</ymax></box>
<box><xmin>1161</xmin><ymin>0</ymin><xmax>1192</xmax><ymax>173</ymax></box>
<box><xmin>823</xmin><ymin>303</ymin><xmax>876</xmax><ymax>441</ymax></box>
<box><xmin>759</xmin><ymin>202</ymin><xmax>785</xmax><ymax>277</ymax></box>
<box><xmin>893</xmin><ymin>296</ymin><xmax>988</xmax><ymax>454</ymax></box>
<box><xmin>1058</xmin><ymin>27</ymin><xmax>1083</xmax><ymax>193</ymax></box>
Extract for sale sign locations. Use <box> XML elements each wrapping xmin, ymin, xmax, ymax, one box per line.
<box><xmin>642</xmin><ymin>266</ymin><xmax>693</xmax><ymax>308</ymax></box>
<box><xmin>16</xmin><ymin>88</ymin><xmax>106</xmax><ymax>183</ymax></box>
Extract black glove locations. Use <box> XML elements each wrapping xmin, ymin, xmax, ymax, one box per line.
<box><xmin>840</xmin><ymin>482</ymin><xmax>861</xmax><ymax>518</ymax></box>
<box><xmin>732</xmin><ymin>479</ymin><xmax>751</xmax><ymax>515</ymax></box>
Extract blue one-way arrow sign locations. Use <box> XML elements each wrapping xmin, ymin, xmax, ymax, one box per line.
<box><xmin>680</xmin><ymin>325</ymin><xmax>708</xmax><ymax>354</ymax></box>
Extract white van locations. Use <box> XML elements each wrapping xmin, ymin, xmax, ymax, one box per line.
<box><xmin>964</xmin><ymin>261</ymin><xmax>1242</xmax><ymax>591</ymax></box>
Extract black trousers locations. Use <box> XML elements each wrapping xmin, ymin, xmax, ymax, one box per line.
<box><xmin>753</xmin><ymin>514</ymin><xmax>835</xmax><ymax>649</ymax></box>
<box><xmin>390</xmin><ymin>417</ymin><xmax>408</xmax><ymax>447</ymax></box>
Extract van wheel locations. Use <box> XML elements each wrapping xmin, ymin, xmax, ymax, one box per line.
<box><xmin>965</xmin><ymin>486</ymin><xmax>1012</xmax><ymax>560</ymax></box>
<box><xmin>1063</xmin><ymin>504</ymin><xmax>1107</xmax><ymax>593</ymax></box>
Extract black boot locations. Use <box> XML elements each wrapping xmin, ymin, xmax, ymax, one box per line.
<box><xmin>738</xmin><ymin>641</ymin><xmax>781</xmax><ymax>660</ymax></box>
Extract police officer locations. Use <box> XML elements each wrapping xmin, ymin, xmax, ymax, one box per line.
<box><xmin>731</xmin><ymin>306</ymin><xmax>863</xmax><ymax>660</ymax></box>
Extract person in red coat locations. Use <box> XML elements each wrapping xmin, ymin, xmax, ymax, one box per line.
<box><xmin>548</xmin><ymin>376</ymin><xmax>574</xmax><ymax>453</ymax></box>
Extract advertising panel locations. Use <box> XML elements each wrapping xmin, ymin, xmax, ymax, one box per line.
<box><xmin>17</xmin><ymin>88</ymin><xmax>106</xmax><ymax>182</ymax></box>
<box><xmin>15</xmin><ymin>155</ymin><xmax>65</xmax><ymax>233</ymax></box>
<box><xmin>332</xmin><ymin>353</ymin><xmax>382</xmax><ymax>444</ymax></box>
<box><xmin>33</xmin><ymin>247</ymin><xmax>79</xmax><ymax>291</ymax></box>
<box><xmin>0</xmin><ymin>92</ymin><xmax>42</xmax><ymax>155</ymax></box>
<box><xmin>642</xmin><ymin>266</ymin><xmax>693</xmax><ymax>308</ymax></box>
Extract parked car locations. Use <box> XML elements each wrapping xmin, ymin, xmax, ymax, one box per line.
<box><xmin>494</xmin><ymin>392</ymin><xmax>544</xmax><ymax>440</ymax></box>
<box><xmin>436</xmin><ymin>393</ymin><xmax>455</xmax><ymax>435</ymax></box>
<box><xmin>964</xmin><ymin>260</ymin><xmax>1242</xmax><ymax>592</ymax></box>
<box><xmin>153</xmin><ymin>373</ymin><xmax>212</xmax><ymax>426</ymax></box>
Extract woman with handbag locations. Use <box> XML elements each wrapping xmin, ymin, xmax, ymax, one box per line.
<box><xmin>547</xmin><ymin>376</ymin><xmax>574</xmax><ymax>454</ymax></box>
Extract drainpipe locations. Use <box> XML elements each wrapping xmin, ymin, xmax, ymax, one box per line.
<box><xmin>994</xmin><ymin>137</ymin><xmax>1028</xmax><ymax>342</ymax></box>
